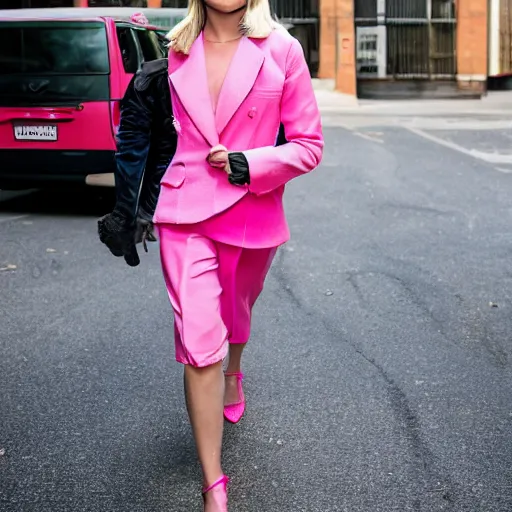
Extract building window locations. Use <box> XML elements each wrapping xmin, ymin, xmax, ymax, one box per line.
<box><xmin>386</xmin><ymin>0</ymin><xmax>427</xmax><ymax>19</ymax></box>
<box><xmin>431</xmin><ymin>0</ymin><xmax>455</xmax><ymax>20</ymax></box>
<box><xmin>355</xmin><ymin>0</ymin><xmax>456</xmax><ymax>78</ymax></box>
<box><xmin>88</xmin><ymin>0</ymin><xmax>148</xmax><ymax>6</ymax></box>
<box><xmin>5</xmin><ymin>0</ymin><xmax>75</xmax><ymax>7</ymax></box>
<box><xmin>355</xmin><ymin>0</ymin><xmax>377</xmax><ymax>20</ymax></box>
<box><xmin>269</xmin><ymin>0</ymin><xmax>319</xmax><ymax>19</ymax></box>
<box><xmin>387</xmin><ymin>24</ymin><xmax>429</xmax><ymax>76</ymax></box>
<box><xmin>162</xmin><ymin>0</ymin><xmax>188</xmax><ymax>6</ymax></box>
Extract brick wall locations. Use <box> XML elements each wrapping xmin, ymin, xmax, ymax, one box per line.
<box><xmin>319</xmin><ymin>0</ymin><xmax>489</xmax><ymax>98</ymax></box>
<box><xmin>456</xmin><ymin>0</ymin><xmax>488</xmax><ymax>93</ymax></box>
<box><xmin>319</xmin><ymin>0</ymin><xmax>356</xmax><ymax>96</ymax></box>
<box><xmin>318</xmin><ymin>0</ymin><xmax>336</xmax><ymax>79</ymax></box>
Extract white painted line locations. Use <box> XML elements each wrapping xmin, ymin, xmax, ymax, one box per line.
<box><xmin>334</xmin><ymin>122</ymin><xmax>385</xmax><ymax>143</ymax></box>
<box><xmin>0</xmin><ymin>214</ymin><xmax>29</xmax><ymax>224</ymax></box>
<box><xmin>406</xmin><ymin>127</ymin><xmax>512</xmax><ymax>164</ymax></box>
<box><xmin>404</xmin><ymin>119</ymin><xmax>512</xmax><ymax>131</ymax></box>
<box><xmin>354</xmin><ymin>131</ymin><xmax>384</xmax><ymax>144</ymax></box>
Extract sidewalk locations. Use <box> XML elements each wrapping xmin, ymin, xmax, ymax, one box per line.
<box><xmin>313</xmin><ymin>79</ymin><xmax>512</xmax><ymax>116</ymax></box>
<box><xmin>313</xmin><ymin>79</ymin><xmax>358</xmax><ymax>112</ymax></box>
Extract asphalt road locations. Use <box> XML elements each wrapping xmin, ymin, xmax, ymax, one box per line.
<box><xmin>1</xmin><ymin>114</ymin><xmax>512</xmax><ymax>512</ymax></box>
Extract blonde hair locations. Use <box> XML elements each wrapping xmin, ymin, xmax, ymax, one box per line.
<box><xmin>167</xmin><ymin>0</ymin><xmax>280</xmax><ymax>54</ymax></box>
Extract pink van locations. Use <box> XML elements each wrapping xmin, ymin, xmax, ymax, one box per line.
<box><xmin>0</xmin><ymin>11</ymin><xmax>167</xmax><ymax>190</ymax></box>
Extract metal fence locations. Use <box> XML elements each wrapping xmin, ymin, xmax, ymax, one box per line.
<box><xmin>86</xmin><ymin>1</ymin><xmax>186</xmax><ymax>6</ymax></box>
<box><xmin>158</xmin><ymin>0</ymin><xmax>319</xmax><ymax>18</ymax></box>
<box><xmin>161</xmin><ymin>0</ymin><xmax>320</xmax><ymax>20</ymax></box>
<box><xmin>270</xmin><ymin>0</ymin><xmax>318</xmax><ymax>20</ymax></box>
<box><xmin>355</xmin><ymin>0</ymin><xmax>456</xmax><ymax>79</ymax></box>
<box><xmin>86</xmin><ymin>0</ymin><xmax>320</xmax><ymax>75</ymax></box>
<box><xmin>88</xmin><ymin>0</ymin><xmax>154</xmax><ymax>5</ymax></box>
<box><xmin>500</xmin><ymin>0</ymin><xmax>512</xmax><ymax>75</ymax></box>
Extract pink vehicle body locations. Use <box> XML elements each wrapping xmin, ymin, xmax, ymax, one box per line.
<box><xmin>0</xmin><ymin>10</ymin><xmax>167</xmax><ymax>189</ymax></box>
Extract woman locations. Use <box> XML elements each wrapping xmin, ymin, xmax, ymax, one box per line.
<box><xmin>155</xmin><ymin>1</ymin><xmax>323</xmax><ymax>510</ymax></box>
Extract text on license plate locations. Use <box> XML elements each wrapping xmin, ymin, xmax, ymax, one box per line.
<box><xmin>14</xmin><ymin>125</ymin><xmax>58</xmax><ymax>141</ymax></box>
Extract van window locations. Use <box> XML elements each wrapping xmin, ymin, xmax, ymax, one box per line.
<box><xmin>117</xmin><ymin>27</ymin><xmax>140</xmax><ymax>74</ymax></box>
<box><xmin>135</xmin><ymin>29</ymin><xmax>165</xmax><ymax>62</ymax></box>
<box><xmin>0</xmin><ymin>21</ymin><xmax>109</xmax><ymax>75</ymax></box>
<box><xmin>0</xmin><ymin>21</ymin><xmax>110</xmax><ymax>106</ymax></box>
<box><xmin>155</xmin><ymin>30</ymin><xmax>170</xmax><ymax>55</ymax></box>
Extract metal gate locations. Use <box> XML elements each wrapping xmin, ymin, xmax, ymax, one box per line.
<box><xmin>355</xmin><ymin>0</ymin><xmax>456</xmax><ymax>80</ymax></box>
<box><xmin>160</xmin><ymin>0</ymin><xmax>320</xmax><ymax>76</ymax></box>
<box><xmin>3</xmin><ymin>0</ymin><xmax>74</xmax><ymax>6</ymax></box>
<box><xmin>500</xmin><ymin>0</ymin><xmax>512</xmax><ymax>74</ymax></box>
<box><xmin>271</xmin><ymin>0</ymin><xmax>320</xmax><ymax>76</ymax></box>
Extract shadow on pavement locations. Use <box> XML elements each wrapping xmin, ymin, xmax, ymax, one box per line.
<box><xmin>0</xmin><ymin>187</ymin><xmax>115</xmax><ymax>217</ymax></box>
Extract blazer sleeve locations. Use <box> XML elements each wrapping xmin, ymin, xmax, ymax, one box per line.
<box><xmin>241</xmin><ymin>37</ymin><xmax>324</xmax><ymax>195</ymax></box>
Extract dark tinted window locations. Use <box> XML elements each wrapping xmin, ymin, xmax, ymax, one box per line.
<box><xmin>1</xmin><ymin>0</ymin><xmax>74</xmax><ymax>5</ymax></box>
<box><xmin>355</xmin><ymin>0</ymin><xmax>377</xmax><ymax>19</ymax></box>
<box><xmin>386</xmin><ymin>0</ymin><xmax>428</xmax><ymax>18</ymax></box>
<box><xmin>0</xmin><ymin>21</ymin><xmax>109</xmax><ymax>75</ymax></box>
<box><xmin>135</xmin><ymin>29</ymin><xmax>165</xmax><ymax>62</ymax></box>
<box><xmin>156</xmin><ymin>32</ymin><xmax>170</xmax><ymax>55</ymax></box>
<box><xmin>89</xmin><ymin>1</ymin><xmax>147</xmax><ymax>5</ymax></box>
<box><xmin>162</xmin><ymin>0</ymin><xmax>188</xmax><ymax>6</ymax></box>
<box><xmin>117</xmin><ymin>26</ymin><xmax>139</xmax><ymax>74</ymax></box>
<box><xmin>269</xmin><ymin>0</ymin><xmax>319</xmax><ymax>18</ymax></box>
<box><xmin>88</xmin><ymin>0</ymin><xmax>121</xmax><ymax>4</ymax></box>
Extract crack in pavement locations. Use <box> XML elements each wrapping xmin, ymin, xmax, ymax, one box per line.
<box><xmin>270</xmin><ymin>252</ymin><xmax>459</xmax><ymax>510</ymax></box>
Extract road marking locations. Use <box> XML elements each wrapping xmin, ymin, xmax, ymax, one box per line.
<box><xmin>406</xmin><ymin>126</ymin><xmax>512</xmax><ymax>165</ymax></box>
<box><xmin>405</xmin><ymin>118</ymin><xmax>512</xmax><ymax>130</ymax></box>
<box><xmin>353</xmin><ymin>131</ymin><xmax>384</xmax><ymax>144</ymax></box>
<box><xmin>335</xmin><ymin>122</ymin><xmax>385</xmax><ymax>143</ymax></box>
<box><xmin>0</xmin><ymin>214</ymin><xmax>29</xmax><ymax>224</ymax></box>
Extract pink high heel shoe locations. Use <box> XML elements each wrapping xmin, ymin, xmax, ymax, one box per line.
<box><xmin>202</xmin><ymin>475</ymin><xmax>229</xmax><ymax>512</ymax></box>
<box><xmin>223</xmin><ymin>372</ymin><xmax>245</xmax><ymax>424</ymax></box>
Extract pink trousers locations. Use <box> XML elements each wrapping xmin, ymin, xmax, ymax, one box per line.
<box><xmin>158</xmin><ymin>225</ymin><xmax>277</xmax><ymax>368</ymax></box>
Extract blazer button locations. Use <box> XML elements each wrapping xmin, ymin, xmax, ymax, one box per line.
<box><xmin>248</xmin><ymin>107</ymin><xmax>257</xmax><ymax>119</ymax></box>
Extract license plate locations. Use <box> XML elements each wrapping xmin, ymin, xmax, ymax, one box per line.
<box><xmin>14</xmin><ymin>125</ymin><xmax>57</xmax><ymax>141</ymax></box>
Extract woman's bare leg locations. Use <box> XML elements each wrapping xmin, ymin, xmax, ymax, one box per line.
<box><xmin>184</xmin><ymin>362</ymin><xmax>225</xmax><ymax>492</ymax></box>
<box><xmin>224</xmin><ymin>343</ymin><xmax>245</xmax><ymax>404</ymax></box>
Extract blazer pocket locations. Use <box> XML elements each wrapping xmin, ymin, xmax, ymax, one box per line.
<box><xmin>162</xmin><ymin>162</ymin><xmax>185</xmax><ymax>188</ymax></box>
<box><xmin>250</xmin><ymin>87</ymin><xmax>282</xmax><ymax>99</ymax></box>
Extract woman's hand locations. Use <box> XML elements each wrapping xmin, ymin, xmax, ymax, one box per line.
<box><xmin>207</xmin><ymin>145</ymin><xmax>231</xmax><ymax>175</ymax></box>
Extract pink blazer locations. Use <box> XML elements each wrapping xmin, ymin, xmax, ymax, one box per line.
<box><xmin>153</xmin><ymin>28</ymin><xmax>324</xmax><ymax>248</ymax></box>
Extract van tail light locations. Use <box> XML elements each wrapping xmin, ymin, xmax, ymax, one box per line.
<box><xmin>110</xmin><ymin>100</ymin><xmax>121</xmax><ymax>138</ymax></box>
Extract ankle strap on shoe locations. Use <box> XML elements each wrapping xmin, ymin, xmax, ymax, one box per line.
<box><xmin>202</xmin><ymin>475</ymin><xmax>230</xmax><ymax>495</ymax></box>
<box><xmin>224</xmin><ymin>372</ymin><xmax>244</xmax><ymax>379</ymax></box>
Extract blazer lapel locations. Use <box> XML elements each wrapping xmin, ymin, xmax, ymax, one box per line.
<box><xmin>215</xmin><ymin>37</ymin><xmax>265</xmax><ymax>136</ymax></box>
<box><xmin>169</xmin><ymin>35</ymin><xmax>218</xmax><ymax>147</ymax></box>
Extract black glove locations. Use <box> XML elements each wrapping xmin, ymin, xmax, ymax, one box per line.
<box><xmin>97</xmin><ymin>210</ymin><xmax>140</xmax><ymax>267</ymax></box>
<box><xmin>134</xmin><ymin>214</ymin><xmax>157</xmax><ymax>253</ymax></box>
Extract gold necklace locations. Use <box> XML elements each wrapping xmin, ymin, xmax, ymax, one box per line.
<box><xmin>204</xmin><ymin>35</ymin><xmax>243</xmax><ymax>44</ymax></box>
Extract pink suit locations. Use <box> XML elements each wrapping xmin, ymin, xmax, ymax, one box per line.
<box><xmin>154</xmin><ymin>29</ymin><xmax>323</xmax><ymax>367</ymax></box>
